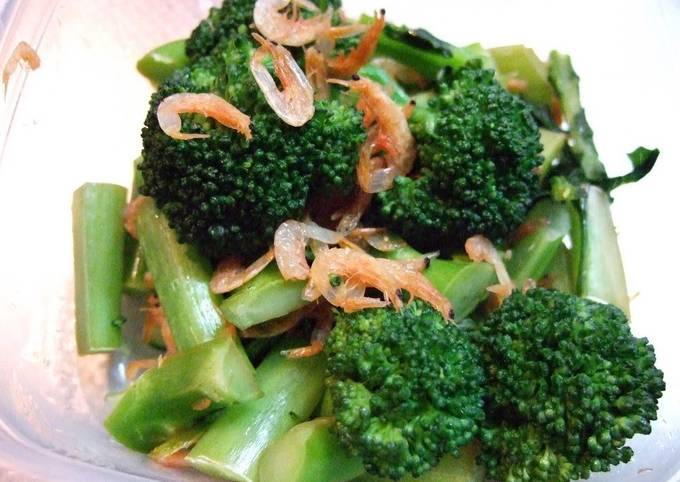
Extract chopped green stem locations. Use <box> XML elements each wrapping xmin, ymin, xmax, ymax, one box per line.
<box><xmin>579</xmin><ymin>185</ymin><xmax>630</xmax><ymax>316</ymax></box>
<box><xmin>149</xmin><ymin>425</ymin><xmax>206</xmax><ymax>461</ymax></box>
<box><xmin>136</xmin><ymin>197</ymin><xmax>225</xmax><ymax>351</ymax></box>
<box><xmin>489</xmin><ymin>45</ymin><xmax>554</xmax><ymax>106</ymax></box>
<box><xmin>506</xmin><ymin>199</ymin><xmax>572</xmax><ymax>286</ymax></box>
<box><xmin>358</xmin><ymin>64</ymin><xmax>411</xmax><ymax>105</ymax></box>
<box><xmin>548</xmin><ymin>50</ymin><xmax>606</xmax><ymax>181</ymax></box>
<box><xmin>260</xmin><ymin>417</ymin><xmax>485</xmax><ymax>482</ymax></box>
<box><xmin>258</xmin><ymin>417</ymin><xmax>365</xmax><ymax>482</ymax></box>
<box><xmin>137</xmin><ymin>39</ymin><xmax>189</xmax><ymax>85</ymax></box>
<box><xmin>220</xmin><ymin>264</ymin><xmax>307</xmax><ymax>330</ymax></box>
<box><xmin>388</xmin><ymin>247</ymin><xmax>496</xmax><ymax>320</ymax></box>
<box><xmin>123</xmin><ymin>157</ymin><xmax>149</xmax><ymax>294</ymax></box>
<box><xmin>360</xmin><ymin>16</ymin><xmax>491</xmax><ymax>80</ymax></box>
<box><xmin>187</xmin><ymin>341</ymin><xmax>326</xmax><ymax>482</ymax></box>
<box><xmin>542</xmin><ymin>244</ymin><xmax>574</xmax><ymax>294</ymax></box>
<box><xmin>72</xmin><ymin>183</ymin><xmax>127</xmax><ymax>354</ymax></box>
<box><xmin>538</xmin><ymin>128</ymin><xmax>567</xmax><ymax>181</ymax></box>
<box><xmin>105</xmin><ymin>335</ymin><xmax>260</xmax><ymax>452</ymax></box>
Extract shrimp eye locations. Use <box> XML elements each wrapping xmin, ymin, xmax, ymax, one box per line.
<box><xmin>351</xmin><ymin>74</ymin><xmax>360</xmax><ymax>81</ymax></box>
<box><xmin>380</xmin><ymin>8</ymin><xmax>386</xmax><ymax>15</ymax></box>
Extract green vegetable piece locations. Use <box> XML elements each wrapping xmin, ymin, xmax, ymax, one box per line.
<box><xmin>123</xmin><ymin>157</ymin><xmax>149</xmax><ymax>294</ymax></box>
<box><xmin>356</xmin><ymin>445</ymin><xmax>485</xmax><ymax>482</ymax></box>
<box><xmin>136</xmin><ymin>197</ymin><xmax>225</xmax><ymax>351</ymax></box>
<box><xmin>367</xmin><ymin>17</ymin><xmax>494</xmax><ymax>80</ymax></box>
<box><xmin>580</xmin><ymin>185</ymin><xmax>630</xmax><ymax>316</ymax></box>
<box><xmin>387</xmin><ymin>247</ymin><xmax>496</xmax><ymax>320</ymax></box>
<box><xmin>72</xmin><ymin>183</ymin><xmax>127</xmax><ymax>354</ymax></box>
<box><xmin>506</xmin><ymin>199</ymin><xmax>571</xmax><ymax>286</ymax></box>
<box><xmin>105</xmin><ymin>335</ymin><xmax>260</xmax><ymax>452</ymax></box>
<box><xmin>476</xmin><ymin>288</ymin><xmax>664</xmax><ymax>481</ymax></box>
<box><xmin>358</xmin><ymin>64</ymin><xmax>410</xmax><ymax>105</ymax></box>
<box><xmin>136</xmin><ymin>39</ymin><xmax>189</xmax><ymax>84</ymax></box>
<box><xmin>543</xmin><ymin>243</ymin><xmax>574</xmax><ymax>294</ymax></box>
<box><xmin>602</xmin><ymin>146</ymin><xmax>660</xmax><ymax>192</ymax></box>
<box><xmin>326</xmin><ymin>301</ymin><xmax>485</xmax><ymax>479</ymax></box>
<box><xmin>258</xmin><ymin>417</ymin><xmax>365</xmax><ymax>482</ymax></box>
<box><xmin>548</xmin><ymin>50</ymin><xmax>607</xmax><ymax>181</ymax></box>
<box><xmin>490</xmin><ymin>44</ymin><xmax>554</xmax><ymax>106</ymax></box>
<box><xmin>220</xmin><ymin>263</ymin><xmax>307</xmax><ymax>330</ymax></box>
<box><xmin>149</xmin><ymin>425</ymin><xmax>205</xmax><ymax>461</ymax></box>
<box><xmin>187</xmin><ymin>342</ymin><xmax>326</xmax><ymax>482</ymax></box>
<box><xmin>537</xmin><ymin>128</ymin><xmax>567</xmax><ymax>180</ymax></box>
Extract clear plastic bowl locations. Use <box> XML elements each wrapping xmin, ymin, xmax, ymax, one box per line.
<box><xmin>0</xmin><ymin>0</ymin><xmax>678</xmax><ymax>480</ymax></box>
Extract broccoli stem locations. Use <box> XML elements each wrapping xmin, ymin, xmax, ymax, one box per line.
<box><xmin>136</xmin><ymin>197</ymin><xmax>225</xmax><ymax>351</ymax></box>
<box><xmin>104</xmin><ymin>335</ymin><xmax>261</xmax><ymax>452</ymax></box>
<box><xmin>219</xmin><ymin>263</ymin><xmax>308</xmax><ymax>330</ymax></box>
<box><xmin>578</xmin><ymin>185</ymin><xmax>630</xmax><ymax>316</ymax></box>
<box><xmin>260</xmin><ymin>417</ymin><xmax>485</xmax><ymax>482</ymax></box>
<box><xmin>506</xmin><ymin>199</ymin><xmax>571</xmax><ymax>286</ymax></box>
<box><xmin>72</xmin><ymin>183</ymin><xmax>127</xmax><ymax>354</ymax></box>
<box><xmin>358</xmin><ymin>64</ymin><xmax>411</xmax><ymax>105</ymax></box>
<box><xmin>543</xmin><ymin>244</ymin><xmax>574</xmax><ymax>294</ymax></box>
<box><xmin>537</xmin><ymin>128</ymin><xmax>567</xmax><ymax>181</ymax></box>
<box><xmin>489</xmin><ymin>45</ymin><xmax>554</xmax><ymax>106</ymax></box>
<box><xmin>186</xmin><ymin>341</ymin><xmax>326</xmax><ymax>482</ymax></box>
<box><xmin>548</xmin><ymin>50</ymin><xmax>607</xmax><ymax>181</ymax></box>
<box><xmin>136</xmin><ymin>39</ymin><xmax>189</xmax><ymax>85</ymax></box>
<box><xmin>123</xmin><ymin>157</ymin><xmax>149</xmax><ymax>294</ymax></box>
<box><xmin>386</xmin><ymin>248</ymin><xmax>496</xmax><ymax>320</ymax></box>
<box><xmin>258</xmin><ymin>417</ymin><xmax>365</xmax><ymax>482</ymax></box>
<box><xmin>149</xmin><ymin>425</ymin><xmax>206</xmax><ymax>462</ymax></box>
<box><xmin>361</xmin><ymin>16</ymin><xmax>489</xmax><ymax>80</ymax></box>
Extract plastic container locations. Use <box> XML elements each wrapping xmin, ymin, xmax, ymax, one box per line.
<box><xmin>0</xmin><ymin>0</ymin><xmax>678</xmax><ymax>480</ymax></box>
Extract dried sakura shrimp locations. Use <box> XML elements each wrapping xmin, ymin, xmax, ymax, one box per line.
<box><xmin>250</xmin><ymin>33</ymin><xmax>315</xmax><ymax>127</ymax></box>
<box><xmin>156</xmin><ymin>93</ymin><xmax>252</xmax><ymax>141</ymax></box>
<box><xmin>254</xmin><ymin>0</ymin><xmax>332</xmax><ymax>47</ymax></box>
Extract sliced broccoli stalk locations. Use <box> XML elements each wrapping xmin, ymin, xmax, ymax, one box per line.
<box><xmin>123</xmin><ymin>157</ymin><xmax>149</xmax><ymax>295</ymax></box>
<box><xmin>135</xmin><ymin>197</ymin><xmax>225</xmax><ymax>351</ymax></box>
<box><xmin>136</xmin><ymin>39</ymin><xmax>189</xmax><ymax>85</ymax></box>
<box><xmin>187</xmin><ymin>340</ymin><xmax>326</xmax><ymax>482</ymax></box>
<box><xmin>359</xmin><ymin>15</ymin><xmax>494</xmax><ymax>80</ymax></box>
<box><xmin>489</xmin><ymin>45</ymin><xmax>555</xmax><ymax>106</ymax></box>
<box><xmin>358</xmin><ymin>63</ymin><xmax>411</xmax><ymax>105</ymax></box>
<box><xmin>537</xmin><ymin>128</ymin><xmax>567</xmax><ymax>181</ymax></box>
<box><xmin>220</xmin><ymin>264</ymin><xmax>308</xmax><ymax>331</ymax></box>
<box><xmin>260</xmin><ymin>418</ymin><xmax>485</xmax><ymax>482</ymax></box>
<box><xmin>72</xmin><ymin>183</ymin><xmax>127</xmax><ymax>354</ymax></box>
<box><xmin>149</xmin><ymin>425</ymin><xmax>206</xmax><ymax>462</ymax></box>
<box><xmin>105</xmin><ymin>335</ymin><xmax>260</xmax><ymax>452</ymax></box>
<box><xmin>548</xmin><ymin>50</ymin><xmax>607</xmax><ymax>181</ymax></box>
<box><xmin>386</xmin><ymin>247</ymin><xmax>496</xmax><ymax>320</ymax></box>
<box><xmin>258</xmin><ymin>417</ymin><xmax>365</xmax><ymax>482</ymax></box>
<box><xmin>542</xmin><ymin>243</ymin><xmax>574</xmax><ymax>294</ymax></box>
<box><xmin>579</xmin><ymin>185</ymin><xmax>630</xmax><ymax>316</ymax></box>
<box><xmin>506</xmin><ymin>199</ymin><xmax>571</xmax><ymax>287</ymax></box>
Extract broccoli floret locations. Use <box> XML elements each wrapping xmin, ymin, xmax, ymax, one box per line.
<box><xmin>372</xmin><ymin>68</ymin><xmax>543</xmax><ymax>252</ymax></box>
<box><xmin>474</xmin><ymin>288</ymin><xmax>665</xmax><ymax>482</ymax></box>
<box><xmin>140</xmin><ymin>38</ymin><xmax>364</xmax><ymax>259</ymax></box>
<box><xmin>186</xmin><ymin>0</ymin><xmax>342</xmax><ymax>59</ymax></box>
<box><xmin>185</xmin><ymin>0</ymin><xmax>256</xmax><ymax>59</ymax></box>
<box><xmin>325</xmin><ymin>301</ymin><xmax>485</xmax><ymax>480</ymax></box>
<box><xmin>306</xmin><ymin>99</ymin><xmax>366</xmax><ymax>197</ymax></box>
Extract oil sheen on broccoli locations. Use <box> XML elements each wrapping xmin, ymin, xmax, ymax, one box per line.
<box><xmin>140</xmin><ymin>37</ymin><xmax>364</xmax><ymax>260</ymax></box>
<box><xmin>325</xmin><ymin>300</ymin><xmax>485</xmax><ymax>480</ymax></box>
<box><xmin>373</xmin><ymin>68</ymin><xmax>543</xmax><ymax>252</ymax></box>
<box><xmin>474</xmin><ymin>288</ymin><xmax>665</xmax><ymax>482</ymax></box>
